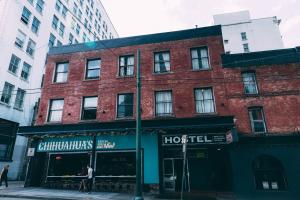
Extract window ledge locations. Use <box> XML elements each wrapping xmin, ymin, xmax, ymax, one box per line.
<box><xmin>0</xmin><ymin>101</ymin><xmax>11</xmax><ymax>108</ymax></box>
<box><xmin>79</xmin><ymin>119</ymin><xmax>98</xmax><ymax>123</ymax></box>
<box><xmin>83</xmin><ymin>78</ymin><xmax>100</xmax><ymax>82</ymax></box>
<box><xmin>116</xmin><ymin>75</ymin><xmax>135</xmax><ymax>79</ymax></box>
<box><xmin>115</xmin><ymin>117</ymin><xmax>134</xmax><ymax>121</ymax></box>
<box><xmin>13</xmin><ymin>107</ymin><xmax>23</xmax><ymax>112</ymax></box>
<box><xmin>153</xmin><ymin>71</ymin><xmax>173</xmax><ymax>75</ymax></box>
<box><xmin>7</xmin><ymin>70</ymin><xmax>18</xmax><ymax>77</ymax></box>
<box><xmin>44</xmin><ymin>122</ymin><xmax>63</xmax><ymax>125</ymax></box>
<box><xmin>194</xmin><ymin>112</ymin><xmax>218</xmax><ymax>117</ymax></box>
<box><xmin>190</xmin><ymin>68</ymin><xmax>212</xmax><ymax>72</ymax></box>
<box><xmin>154</xmin><ymin>114</ymin><xmax>175</xmax><ymax>119</ymax></box>
<box><xmin>20</xmin><ymin>77</ymin><xmax>30</xmax><ymax>83</ymax></box>
<box><xmin>51</xmin><ymin>81</ymin><xmax>68</xmax><ymax>85</ymax></box>
<box><xmin>244</xmin><ymin>93</ymin><xmax>260</xmax><ymax>97</ymax></box>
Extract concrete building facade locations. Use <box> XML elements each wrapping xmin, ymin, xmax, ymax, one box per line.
<box><xmin>0</xmin><ymin>0</ymin><xmax>118</xmax><ymax>180</ymax></box>
<box><xmin>214</xmin><ymin>10</ymin><xmax>284</xmax><ymax>54</ymax></box>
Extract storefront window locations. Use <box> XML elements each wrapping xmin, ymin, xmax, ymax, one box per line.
<box><xmin>47</xmin><ymin>153</ymin><xmax>91</xmax><ymax>176</ymax></box>
<box><xmin>95</xmin><ymin>151</ymin><xmax>136</xmax><ymax>177</ymax></box>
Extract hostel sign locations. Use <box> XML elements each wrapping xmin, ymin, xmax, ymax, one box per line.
<box><xmin>162</xmin><ymin>134</ymin><xmax>227</xmax><ymax>145</ymax></box>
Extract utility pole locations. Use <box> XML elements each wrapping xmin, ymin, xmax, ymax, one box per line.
<box><xmin>134</xmin><ymin>49</ymin><xmax>143</xmax><ymax>200</ymax></box>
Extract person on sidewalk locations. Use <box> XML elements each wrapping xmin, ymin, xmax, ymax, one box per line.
<box><xmin>86</xmin><ymin>165</ymin><xmax>93</xmax><ymax>194</ymax></box>
<box><xmin>79</xmin><ymin>166</ymin><xmax>88</xmax><ymax>192</ymax></box>
<box><xmin>0</xmin><ymin>164</ymin><xmax>9</xmax><ymax>188</ymax></box>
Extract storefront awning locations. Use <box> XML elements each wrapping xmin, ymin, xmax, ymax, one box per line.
<box><xmin>18</xmin><ymin>116</ymin><xmax>235</xmax><ymax>136</ymax></box>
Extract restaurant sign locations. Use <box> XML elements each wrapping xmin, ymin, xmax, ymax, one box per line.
<box><xmin>37</xmin><ymin>136</ymin><xmax>93</xmax><ymax>152</ymax></box>
<box><xmin>162</xmin><ymin>134</ymin><xmax>227</xmax><ymax>145</ymax></box>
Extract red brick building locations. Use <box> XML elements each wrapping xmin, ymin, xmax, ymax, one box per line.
<box><xmin>19</xmin><ymin>26</ymin><xmax>300</xmax><ymax>199</ymax></box>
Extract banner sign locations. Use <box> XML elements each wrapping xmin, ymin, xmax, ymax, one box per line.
<box><xmin>162</xmin><ymin>134</ymin><xmax>227</xmax><ymax>145</ymax></box>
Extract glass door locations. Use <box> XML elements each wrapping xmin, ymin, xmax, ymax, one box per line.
<box><xmin>163</xmin><ymin>158</ymin><xmax>176</xmax><ymax>191</ymax></box>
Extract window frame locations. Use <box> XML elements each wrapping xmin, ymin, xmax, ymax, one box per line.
<box><xmin>153</xmin><ymin>51</ymin><xmax>171</xmax><ymax>74</ymax></box>
<box><xmin>47</xmin><ymin>99</ymin><xmax>64</xmax><ymax>123</ymax></box>
<box><xmin>241</xmin><ymin>32</ymin><xmax>247</xmax><ymax>41</ymax></box>
<box><xmin>248</xmin><ymin>107</ymin><xmax>267</xmax><ymax>134</ymax></box>
<box><xmin>31</xmin><ymin>17</ymin><xmax>41</xmax><ymax>34</ymax></box>
<box><xmin>14</xmin><ymin>88</ymin><xmax>26</xmax><ymax>110</ymax></box>
<box><xmin>21</xmin><ymin>7</ymin><xmax>31</xmax><ymax>25</ymax></box>
<box><xmin>26</xmin><ymin>39</ymin><xmax>36</xmax><ymax>57</ymax></box>
<box><xmin>15</xmin><ymin>30</ymin><xmax>26</xmax><ymax>49</ymax></box>
<box><xmin>243</xmin><ymin>43</ymin><xmax>250</xmax><ymax>53</ymax></box>
<box><xmin>190</xmin><ymin>46</ymin><xmax>211</xmax><ymax>70</ymax></box>
<box><xmin>155</xmin><ymin>90</ymin><xmax>173</xmax><ymax>117</ymax></box>
<box><xmin>117</xmin><ymin>93</ymin><xmax>134</xmax><ymax>118</ymax></box>
<box><xmin>85</xmin><ymin>58</ymin><xmax>101</xmax><ymax>80</ymax></box>
<box><xmin>119</xmin><ymin>55</ymin><xmax>135</xmax><ymax>77</ymax></box>
<box><xmin>53</xmin><ymin>62</ymin><xmax>69</xmax><ymax>83</ymax></box>
<box><xmin>8</xmin><ymin>54</ymin><xmax>21</xmax><ymax>74</ymax></box>
<box><xmin>242</xmin><ymin>71</ymin><xmax>259</xmax><ymax>95</ymax></box>
<box><xmin>0</xmin><ymin>82</ymin><xmax>15</xmax><ymax>105</ymax></box>
<box><xmin>21</xmin><ymin>62</ymin><xmax>32</xmax><ymax>81</ymax></box>
<box><xmin>81</xmin><ymin>96</ymin><xmax>98</xmax><ymax>120</ymax></box>
<box><xmin>194</xmin><ymin>87</ymin><xmax>216</xmax><ymax>114</ymax></box>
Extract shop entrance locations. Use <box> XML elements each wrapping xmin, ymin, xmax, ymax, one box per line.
<box><xmin>163</xmin><ymin>148</ymin><xmax>231</xmax><ymax>192</ymax></box>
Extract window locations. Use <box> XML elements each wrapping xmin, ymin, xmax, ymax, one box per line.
<box><xmin>48</xmin><ymin>99</ymin><xmax>64</xmax><ymax>122</ymax></box>
<box><xmin>15</xmin><ymin>30</ymin><xmax>26</xmax><ymax>48</ymax></box>
<box><xmin>191</xmin><ymin>47</ymin><xmax>210</xmax><ymax>70</ymax></box>
<box><xmin>253</xmin><ymin>155</ymin><xmax>287</xmax><ymax>190</ymax></box>
<box><xmin>119</xmin><ymin>55</ymin><xmax>134</xmax><ymax>76</ymax></box>
<box><xmin>54</xmin><ymin>62</ymin><xmax>68</xmax><ymax>83</ymax></box>
<box><xmin>154</xmin><ymin>51</ymin><xmax>170</xmax><ymax>73</ymax></box>
<box><xmin>21</xmin><ymin>7</ymin><xmax>31</xmax><ymax>25</ymax></box>
<box><xmin>155</xmin><ymin>91</ymin><xmax>172</xmax><ymax>116</ymax></box>
<box><xmin>85</xmin><ymin>59</ymin><xmax>100</xmax><ymax>79</ymax></box>
<box><xmin>81</xmin><ymin>96</ymin><xmax>98</xmax><ymax>120</ymax></box>
<box><xmin>224</xmin><ymin>39</ymin><xmax>229</xmax><ymax>44</ymax></box>
<box><xmin>73</xmin><ymin>3</ymin><xmax>78</xmax><ymax>15</ymax></box>
<box><xmin>242</xmin><ymin>72</ymin><xmax>258</xmax><ymax>94</ymax></box>
<box><xmin>56</xmin><ymin>40</ymin><xmax>62</xmax><ymax>47</ymax></box>
<box><xmin>241</xmin><ymin>32</ymin><xmax>247</xmax><ymax>40</ymax></box>
<box><xmin>8</xmin><ymin>54</ymin><xmax>21</xmax><ymax>74</ymax></box>
<box><xmin>0</xmin><ymin>119</ymin><xmax>18</xmax><ymax>161</ymax></box>
<box><xmin>78</xmin><ymin>9</ymin><xmax>82</xmax><ymax>20</ymax></box>
<box><xmin>1</xmin><ymin>82</ymin><xmax>14</xmax><ymax>104</ymax></box>
<box><xmin>117</xmin><ymin>93</ymin><xmax>133</xmax><ymax>118</ymax></box>
<box><xmin>36</xmin><ymin>0</ymin><xmax>44</xmax><ymax>14</ymax></box>
<box><xmin>62</xmin><ymin>6</ymin><xmax>68</xmax><ymax>18</ymax></box>
<box><xmin>248</xmin><ymin>107</ymin><xmax>267</xmax><ymax>133</ymax></box>
<box><xmin>243</xmin><ymin>43</ymin><xmax>250</xmax><ymax>53</ymax></box>
<box><xmin>26</xmin><ymin>39</ymin><xmax>36</xmax><ymax>56</ymax></box>
<box><xmin>76</xmin><ymin>24</ymin><xmax>80</xmax><ymax>35</ymax></box>
<box><xmin>55</xmin><ymin>0</ymin><xmax>62</xmax><ymax>12</ymax></box>
<box><xmin>14</xmin><ymin>88</ymin><xmax>26</xmax><ymax>110</ymax></box>
<box><xmin>194</xmin><ymin>88</ymin><xmax>215</xmax><ymax>114</ymax></box>
<box><xmin>74</xmin><ymin>39</ymin><xmax>78</xmax><ymax>44</ymax></box>
<box><xmin>79</xmin><ymin>0</ymin><xmax>84</xmax><ymax>6</ymax></box>
<box><xmin>82</xmin><ymin>33</ymin><xmax>87</xmax><ymax>42</ymax></box>
<box><xmin>84</xmin><ymin>19</ymin><xmax>88</xmax><ymax>28</ymax></box>
<box><xmin>21</xmin><ymin>62</ymin><xmax>31</xmax><ymax>81</ymax></box>
<box><xmin>28</xmin><ymin>0</ymin><xmax>34</xmax><ymax>4</ymax></box>
<box><xmin>69</xmin><ymin>33</ymin><xmax>74</xmax><ymax>44</ymax></box>
<box><xmin>58</xmin><ymin>23</ymin><xmax>65</xmax><ymax>37</ymax></box>
<box><xmin>31</xmin><ymin>17</ymin><xmax>41</xmax><ymax>34</ymax></box>
<box><xmin>49</xmin><ymin>33</ymin><xmax>56</xmax><ymax>47</ymax></box>
<box><xmin>48</xmin><ymin>153</ymin><xmax>90</xmax><ymax>177</ymax></box>
<box><xmin>52</xmin><ymin>15</ymin><xmax>59</xmax><ymax>30</ymax></box>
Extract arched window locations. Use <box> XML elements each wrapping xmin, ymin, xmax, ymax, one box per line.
<box><xmin>252</xmin><ymin>155</ymin><xmax>287</xmax><ymax>190</ymax></box>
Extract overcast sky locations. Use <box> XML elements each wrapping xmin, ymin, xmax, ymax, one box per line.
<box><xmin>101</xmin><ymin>0</ymin><xmax>300</xmax><ymax>48</ymax></box>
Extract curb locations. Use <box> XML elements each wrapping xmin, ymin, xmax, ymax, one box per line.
<box><xmin>0</xmin><ymin>194</ymin><xmax>76</xmax><ymax>200</ymax></box>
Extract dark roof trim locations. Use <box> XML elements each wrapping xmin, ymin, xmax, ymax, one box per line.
<box><xmin>18</xmin><ymin>116</ymin><xmax>234</xmax><ymax>136</ymax></box>
<box><xmin>222</xmin><ymin>47</ymin><xmax>300</xmax><ymax>68</ymax></box>
<box><xmin>48</xmin><ymin>25</ymin><xmax>222</xmax><ymax>55</ymax></box>
<box><xmin>237</xmin><ymin>133</ymin><xmax>300</xmax><ymax>144</ymax></box>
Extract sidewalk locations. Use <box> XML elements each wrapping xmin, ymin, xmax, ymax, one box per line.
<box><xmin>0</xmin><ymin>181</ymin><xmax>159</xmax><ymax>200</ymax></box>
<box><xmin>0</xmin><ymin>182</ymin><xmax>233</xmax><ymax>200</ymax></box>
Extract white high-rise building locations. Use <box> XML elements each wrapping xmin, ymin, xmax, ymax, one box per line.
<box><xmin>213</xmin><ymin>10</ymin><xmax>284</xmax><ymax>54</ymax></box>
<box><xmin>0</xmin><ymin>0</ymin><xmax>118</xmax><ymax>180</ymax></box>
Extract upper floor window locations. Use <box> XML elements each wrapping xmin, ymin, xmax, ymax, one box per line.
<box><xmin>21</xmin><ymin>62</ymin><xmax>31</xmax><ymax>81</ymax></box>
<box><xmin>62</xmin><ymin>6</ymin><xmax>68</xmax><ymax>18</ymax></box>
<box><xmin>14</xmin><ymin>88</ymin><xmax>26</xmax><ymax>110</ymax></box>
<box><xmin>242</xmin><ymin>72</ymin><xmax>258</xmax><ymax>94</ymax></box>
<box><xmin>52</xmin><ymin>15</ymin><xmax>59</xmax><ymax>30</ymax></box>
<box><xmin>36</xmin><ymin>0</ymin><xmax>44</xmax><ymax>14</ymax></box>
<box><xmin>58</xmin><ymin>23</ymin><xmax>65</xmax><ymax>37</ymax></box>
<box><xmin>248</xmin><ymin>107</ymin><xmax>267</xmax><ymax>134</ymax></box>
<box><xmin>56</xmin><ymin>40</ymin><xmax>62</xmax><ymax>47</ymax></box>
<box><xmin>117</xmin><ymin>93</ymin><xmax>134</xmax><ymax>118</ymax></box>
<box><xmin>15</xmin><ymin>30</ymin><xmax>26</xmax><ymax>48</ymax></box>
<box><xmin>8</xmin><ymin>54</ymin><xmax>21</xmax><ymax>74</ymax></box>
<box><xmin>0</xmin><ymin>82</ymin><xmax>15</xmax><ymax>105</ymax></box>
<box><xmin>55</xmin><ymin>0</ymin><xmax>62</xmax><ymax>12</ymax></box>
<box><xmin>54</xmin><ymin>62</ymin><xmax>68</xmax><ymax>83</ymax></box>
<box><xmin>155</xmin><ymin>91</ymin><xmax>173</xmax><ymax>117</ymax></box>
<box><xmin>194</xmin><ymin>88</ymin><xmax>215</xmax><ymax>114</ymax></box>
<box><xmin>78</xmin><ymin>9</ymin><xmax>82</xmax><ymax>20</ymax></box>
<box><xmin>49</xmin><ymin>33</ymin><xmax>56</xmax><ymax>47</ymax></box>
<box><xmin>119</xmin><ymin>55</ymin><xmax>134</xmax><ymax>76</ymax></box>
<box><xmin>241</xmin><ymin>32</ymin><xmax>247</xmax><ymax>40</ymax></box>
<box><xmin>76</xmin><ymin>24</ymin><xmax>81</xmax><ymax>35</ymax></box>
<box><xmin>21</xmin><ymin>7</ymin><xmax>31</xmax><ymax>25</ymax></box>
<box><xmin>85</xmin><ymin>59</ymin><xmax>101</xmax><ymax>79</ymax></box>
<box><xmin>69</xmin><ymin>33</ymin><xmax>74</xmax><ymax>44</ymax></box>
<box><xmin>73</xmin><ymin>2</ymin><xmax>78</xmax><ymax>15</ymax></box>
<box><xmin>191</xmin><ymin>47</ymin><xmax>210</xmax><ymax>70</ymax></box>
<box><xmin>31</xmin><ymin>17</ymin><xmax>41</xmax><ymax>34</ymax></box>
<box><xmin>48</xmin><ymin>99</ymin><xmax>64</xmax><ymax>122</ymax></box>
<box><xmin>26</xmin><ymin>39</ymin><xmax>36</xmax><ymax>57</ymax></box>
<box><xmin>243</xmin><ymin>43</ymin><xmax>250</xmax><ymax>53</ymax></box>
<box><xmin>81</xmin><ymin>96</ymin><xmax>98</xmax><ymax>120</ymax></box>
<box><xmin>154</xmin><ymin>51</ymin><xmax>170</xmax><ymax>73</ymax></box>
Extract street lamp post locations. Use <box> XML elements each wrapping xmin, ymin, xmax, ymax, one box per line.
<box><xmin>134</xmin><ymin>49</ymin><xmax>143</xmax><ymax>200</ymax></box>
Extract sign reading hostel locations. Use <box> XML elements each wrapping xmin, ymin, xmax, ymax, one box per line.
<box><xmin>162</xmin><ymin>134</ymin><xmax>227</xmax><ymax>145</ymax></box>
<box><xmin>37</xmin><ymin>137</ymin><xmax>93</xmax><ymax>152</ymax></box>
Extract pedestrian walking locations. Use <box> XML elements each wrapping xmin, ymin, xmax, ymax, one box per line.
<box><xmin>0</xmin><ymin>164</ymin><xmax>9</xmax><ymax>188</ymax></box>
<box><xmin>86</xmin><ymin>165</ymin><xmax>93</xmax><ymax>193</ymax></box>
